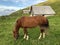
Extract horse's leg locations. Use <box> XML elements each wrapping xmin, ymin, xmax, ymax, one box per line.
<box><xmin>38</xmin><ymin>29</ymin><xmax>44</xmax><ymax>39</ymax></box>
<box><xmin>43</xmin><ymin>31</ymin><xmax>45</xmax><ymax>38</ymax></box>
<box><xmin>38</xmin><ymin>33</ymin><xmax>42</xmax><ymax>39</ymax></box>
<box><xmin>23</xmin><ymin>28</ymin><xmax>27</xmax><ymax>39</ymax></box>
<box><xmin>42</xmin><ymin>27</ymin><xmax>46</xmax><ymax>38</ymax></box>
<box><xmin>23</xmin><ymin>33</ymin><xmax>26</xmax><ymax>39</ymax></box>
<box><xmin>38</xmin><ymin>27</ymin><xmax>45</xmax><ymax>39</ymax></box>
<box><xmin>41</xmin><ymin>28</ymin><xmax>45</xmax><ymax>39</ymax></box>
<box><xmin>23</xmin><ymin>28</ymin><xmax>29</xmax><ymax>40</ymax></box>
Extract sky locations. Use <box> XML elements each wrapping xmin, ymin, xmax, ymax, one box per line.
<box><xmin>0</xmin><ymin>0</ymin><xmax>46</xmax><ymax>16</ymax></box>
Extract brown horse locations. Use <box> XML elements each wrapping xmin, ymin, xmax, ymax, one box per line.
<box><xmin>13</xmin><ymin>15</ymin><xmax>49</xmax><ymax>40</ymax></box>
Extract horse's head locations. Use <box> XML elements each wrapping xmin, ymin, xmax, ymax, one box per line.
<box><xmin>13</xmin><ymin>30</ymin><xmax>19</xmax><ymax>40</ymax></box>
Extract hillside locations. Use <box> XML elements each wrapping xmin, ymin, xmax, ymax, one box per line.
<box><xmin>0</xmin><ymin>0</ymin><xmax>60</xmax><ymax>45</ymax></box>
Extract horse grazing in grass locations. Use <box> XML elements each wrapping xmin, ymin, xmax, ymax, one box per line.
<box><xmin>13</xmin><ymin>15</ymin><xmax>49</xmax><ymax>40</ymax></box>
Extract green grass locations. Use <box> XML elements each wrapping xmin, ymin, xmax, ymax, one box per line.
<box><xmin>0</xmin><ymin>15</ymin><xmax>60</xmax><ymax>45</ymax></box>
<box><xmin>0</xmin><ymin>0</ymin><xmax>60</xmax><ymax>45</ymax></box>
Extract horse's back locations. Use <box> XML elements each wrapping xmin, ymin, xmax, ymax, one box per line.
<box><xmin>20</xmin><ymin>16</ymin><xmax>39</xmax><ymax>27</ymax></box>
<box><xmin>17</xmin><ymin>15</ymin><xmax>49</xmax><ymax>28</ymax></box>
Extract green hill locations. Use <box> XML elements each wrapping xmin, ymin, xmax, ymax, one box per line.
<box><xmin>0</xmin><ymin>0</ymin><xmax>60</xmax><ymax>45</ymax></box>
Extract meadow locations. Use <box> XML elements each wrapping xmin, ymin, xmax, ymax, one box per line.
<box><xmin>0</xmin><ymin>0</ymin><xmax>60</xmax><ymax>45</ymax></box>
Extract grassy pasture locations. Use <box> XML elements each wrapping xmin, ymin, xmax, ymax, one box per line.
<box><xmin>0</xmin><ymin>0</ymin><xmax>60</xmax><ymax>45</ymax></box>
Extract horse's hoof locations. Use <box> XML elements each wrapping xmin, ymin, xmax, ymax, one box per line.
<box><xmin>38</xmin><ymin>38</ymin><xmax>40</xmax><ymax>40</ymax></box>
<box><xmin>23</xmin><ymin>36</ymin><xmax>26</xmax><ymax>39</ymax></box>
<box><xmin>26</xmin><ymin>38</ymin><xmax>29</xmax><ymax>40</ymax></box>
<box><xmin>43</xmin><ymin>36</ymin><xmax>45</xmax><ymax>38</ymax></box>
<box><xmin>38</xmin><ymin>37</ymin><xmax>41</xmax><ymax>40</ymax></box>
